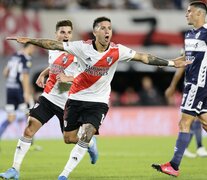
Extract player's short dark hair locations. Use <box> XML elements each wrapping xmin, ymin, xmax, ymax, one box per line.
<box><xmin>56</xmin><ymin>20</ymin><xmax>73</xmax><ymax>31</ymax></box>
<box><xmin>93</xmin><ymin>17</ymin><xmax>111</xmax><ymax>29</ymax></box>
<box><xmin>190</xmin><ymin>1</ymin><xmax>207</xmax><ymax>12</ymax></box>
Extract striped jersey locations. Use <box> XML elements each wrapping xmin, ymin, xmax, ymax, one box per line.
<box><xmin>42</xmin><ymin>50</ymin><xmax>77</xmax><ymax>109</ymax></box>
<box><xmin>184</xmin><ymin>24</ymin><xmax>207</xmax><ymax>87</ymax></box>
<box><xmin>5</xmin><ymin>51</ymin><xmax>32</xmax><ymax>89</ymax></box>
<box><xmin>63</xmin><ymin>40</ymin><xmax>136</xmax><ymax>104</ymax></box>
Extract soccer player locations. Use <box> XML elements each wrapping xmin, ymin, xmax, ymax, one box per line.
<box><xmin>0</xmin><ymin>20</ymin><xmax>98</xmax><ymax>180</ymax></box>
<box><xmin>151</xmin><ymin>1</ymin><xmax>207</xmax><ymax>177</ymax></box>
<box><xmin>165</xmin><ymin>67</ymin><xmax>207</xmax><ymax>158</ymax></box>
<box><xmin>6</xmin><ymin>16</ymin><xmax>190</xmax><ymax>180</ymax></box>
<box><xmin>0</xmin><ymin>43</ymin><xmax>35</xmax><ymax>140</ymax></box>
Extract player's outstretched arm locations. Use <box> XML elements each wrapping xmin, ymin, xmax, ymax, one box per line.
<box><xmin>6</xmin><ymin>37</ymin><xmax>64</xmax><ymax>51</ymax></box>
<box><xmin>132</xmin><ymin>53</ymin><xmax>191</xmax><ymax>68</ymax></box>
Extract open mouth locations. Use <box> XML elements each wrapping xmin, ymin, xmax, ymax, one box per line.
<box><xmin>105</xmin><ymin>35</ymin><xmax>109</xmax><ymax>41</ymax></box>
<box><xmin>63</xmin><ymin>40</ymin><xmax>68</xmax><ymax>42</ymax></box>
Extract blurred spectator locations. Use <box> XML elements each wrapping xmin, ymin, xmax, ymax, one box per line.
<box><xmin>165</xmin><ymin>90</ymin><xmax>182</xmax><ymax>106</ymax></box>
<box><xmin>139</xmin><ymin>76</ymin><xmax>165</xmax><ymax>106</ymax></box>
<box><xmin>77</xmin><ymin>0</ymin><xmax>100</xmax><ymax>9</ymax></box>
<box><xmin>122</xmin><ymin>0</ymin><xmax>139</xmax><ymax>9</ymax></box>
<box><xmin>173</xmin><ymin>0</ymin><xmax>183</xmax><ymax>9</ymax></box>
<box><xmin>43</xmin><ymin>0</ymin><xmax>68</xmax><ymax>9</ymax></box>
<box><xmin>109</xmin><ymin>90</ymin><xmax>120</xmax><ymax>106</ymax></box>
<box><xmin>120</xmin><ymin>87</ymin><xmax>140</xmax><ymax>106</ymax></box>
<box><xmin>151</xmin><ymin>0</ymin><xmax>174</xmax><ymax>9</ymax></box>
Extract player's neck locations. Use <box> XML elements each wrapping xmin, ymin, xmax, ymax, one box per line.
<box><xmin>193</xmin><ymin>19</ymin><xmax>205</xmax><ymax>30</ymax></box>
<box><xmin>93</xmin><ymin>40</ymin><xmax>109</xmax><ymax>52</ymax></box>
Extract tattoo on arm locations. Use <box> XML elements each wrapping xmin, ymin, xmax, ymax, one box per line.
<box><xmin>148</xmin><ymin>54</ymin><xmax>168</xmax><ymax>66</ymax></box>
<box><xmin>29</xmin><ymin>39</ymin><xmax>64</xmax><ymax>51</ymax></box>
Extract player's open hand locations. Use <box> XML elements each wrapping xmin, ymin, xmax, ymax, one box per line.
<box><xmin>174</xmin><ymin>59</ymin><xmax>192</xmax><ymax>68</ymax></box>
<box><xmin>6</xmin><ymin>37</ymin><xmax>30</xmax><ymax>44</ymax></box>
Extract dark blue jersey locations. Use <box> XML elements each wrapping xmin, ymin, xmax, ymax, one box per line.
<box><xmin>184</xmin><ymin>24</ymin><xmax>207</xmax><ymax>87</ymax></box>
<box><xmin>6</xmin><ymin>52</ymin><xmax>32</xmax><ymax>90</ymax></box>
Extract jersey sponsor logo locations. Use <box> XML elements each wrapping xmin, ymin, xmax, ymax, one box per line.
<box><xmin>85</xmin><ymin>64</ymin><xmax>109</xmax><ymax>76</ymax></box>
<box><xmin>50</xmin><ymin>64</ymin><xmax>64</xmax><ymax>74</ymax></box>
<box><xmin>185</xmin><ymin>42</ymin><xmax>198</xmax><ymax>49</ymax></box>
<box><xmin>185</xmin><ymin>55</ymin><xmax>195</xmax><ymax>62</ymax></box>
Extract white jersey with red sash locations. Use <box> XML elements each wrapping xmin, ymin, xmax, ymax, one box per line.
<box><xmin>63</xmin><ymin>40</ymin><xmax>136</xmax><ymax>104</ymax></box>
<box><xmin>42</xmin><ymin>50</ymin><xmax>77</xmax><ymax>109</ymax></box>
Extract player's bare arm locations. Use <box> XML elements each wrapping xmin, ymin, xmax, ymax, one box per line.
<box><xmin>132</xmin><ymin>53</ymin><xmax>191</xmax><ymax>68</ymax></box>
<box><xmin>22</xmin><ymin>73</ymin><xmax>31</xmax><ymax>103</ymax></box>
<box><xmin>36</xmin><ymin>67</ymin><xmax>50</xmax><ymax>88</ymax></box>
<box><xmin>6</xmin><ymin>37</ymin><xmax>64</xmax><ymax>51</ymax></box>
<box><xmin>3</xmin><ymin>66</ymin><xmax>9</xmax><ymax>78</ymax></box>
<box><xmin>56</xmin><ymin>73</ymin><xmax>74</xmax><ymax>83</ymax></box>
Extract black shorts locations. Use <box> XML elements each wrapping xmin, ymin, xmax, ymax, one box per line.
<box><xmin>63</xmin><ymin>99</ymin><xmax>109</xmax><ymax>134</ymax></box>
<box><xmin>29</xmin><ymin>96</ymin><xmax>64</xmax><ymax>132</ymax></box>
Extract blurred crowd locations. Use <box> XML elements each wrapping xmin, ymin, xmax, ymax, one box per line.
<box><xmin>32</xmin><ymin>72</ymin><xmax>182</xmax><ymax>106</ymax></box>
<box><xmin>31</xmin><ymin>71</ymin><xmax>182</xmax><ymax>107</ymax></box>
<box><xmin>0</xmin><ymin>0</ymin><xmax>190</xmax><ymax>10</ymax></box>
<box><xmin>109</xmin><ymin>75</ymin><xmax>182</xmax><ymax>107</ymax></box>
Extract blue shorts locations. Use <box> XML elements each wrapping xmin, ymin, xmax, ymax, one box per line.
<box><xmin>6</xmin><ymin>88</ymin><xmax>24</xmax><ymax>110</ymax></box>
<box><xmin>181</xmin><ymin>83</ymin><xmax>207</xmax><ymax>116</ymax></box>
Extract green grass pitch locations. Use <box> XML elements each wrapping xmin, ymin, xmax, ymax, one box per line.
<box><xmin>0</xmin><ymin>136</ymin><xmax>207</xmax><ymax>180</ymax></box>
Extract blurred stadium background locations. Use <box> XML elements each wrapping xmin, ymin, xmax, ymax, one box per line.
<box><xmin>0</xmin><ymin>0</ymin><xmax>206</xmax><ymax>138</ymax></box>
<box><xmin>1</xmin><ymin>1</ymin><xmax>207</xmax><ymax>179</ymax></box>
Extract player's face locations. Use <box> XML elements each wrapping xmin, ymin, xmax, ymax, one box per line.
<box><xmin>56</xmin><ymin>26</ymin><xmax>72</xmax><ymax>42</ymax></box>
<box><xmin>27</xmin><ymin>45</ymin><xmax>36</xmax><ymax>56</ymax></box>
<box><xmin>186</xmin><ymin>6</ymin><xmax>199</xmax><ymax>26</ymax></box>
<box><xmin>93</xmin><ymin>21</ymin><xmax>112</xmax><ymax>46</ymax></box>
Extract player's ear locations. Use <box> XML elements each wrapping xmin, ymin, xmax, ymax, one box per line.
<box><xmin>92</xmin><ymin>30</ymin><xmax>96</xmax><ymax>38</ymax></box>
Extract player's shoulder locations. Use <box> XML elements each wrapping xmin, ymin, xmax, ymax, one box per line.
<box><xmin>49</xmin><ymin>49</ymin><xmax>61</xmax><ymax>54</ymax></box>
<box><xmin>110</xmin><ymin>41</ymin><xmax>119</xmax><ymax>48</ymax></box>
<box><xmin>203</xmin><ymin>24</ymin><xmax>207</xmax><ymax>30</ymax></box>
<box><xmin>82</xmin><ymin>39</ymin><xmax>93</xmax><ymax>45</ymax></box>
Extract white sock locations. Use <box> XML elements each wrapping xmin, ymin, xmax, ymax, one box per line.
<box><xmin>77</xmin><ymin>126</ymin><xmax>83</xmax><ymax>139</ymax></box>
<box><xmin>59</xmin><ymin>141</ymin><xmax>88</xmax><ymax>177</ymax></box>
<box><xmin>88</xmin><ymin>137</ymin><xmax>94</xmax><ymax>148</ymax></box>
<box><xmin>12</xmin><ymin>137</ymin><xmax>32</xmax><ymax>171</ymax></box>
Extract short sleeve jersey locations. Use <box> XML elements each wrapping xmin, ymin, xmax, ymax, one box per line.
<box><xmin>6</xmin><ymin>52</ymin><xmax>32</xmax><ymax>89</ymax></box>
<box><xmin>184</xmin><ymin>24</ymin><xmax>207</xmax><ymax>87</ymax></box>
<box><xmin>63</xmin><ymin>40</ymin><xmax>136</xmax><ymax>104</ymax></box>
<box><xmin>42</xmin><ymin>50</ymin><xmax>77</xmax><ymax>109</ymax></box>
